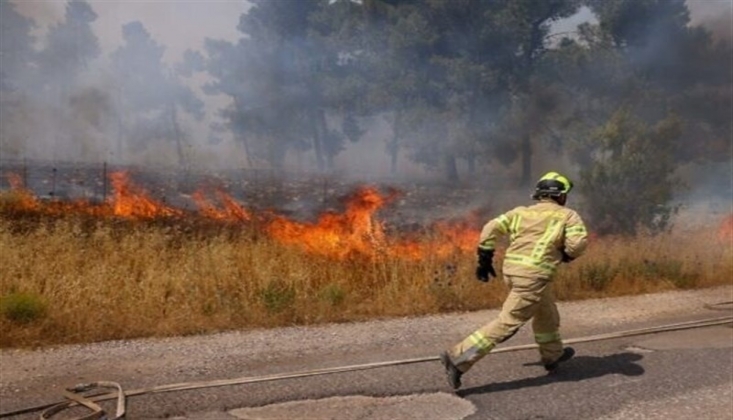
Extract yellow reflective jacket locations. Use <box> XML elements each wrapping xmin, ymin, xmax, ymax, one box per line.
<box><xmin>478</xmin><ymin>199</ymin><xmax>588</xmax><ymax>280</ymax></box>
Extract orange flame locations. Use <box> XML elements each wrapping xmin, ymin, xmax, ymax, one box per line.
<box><xmin>433</xmin><ymin>215</ymin><xmax>482</xmax><ymax>254</ymax></box>
<box><xmin>265</xmin><ymin>187</ymin><xmax>483</xmax><ymax>260</ymax></box>
<box><xmin>389</xmin><ymin>218</ymin><xmax>480</xmax><ymax>260</ymax></box>
<box><xmin>109</xmin><ymin>172</ymin><xmax>182</xmax><ymax>219</ymax></box>
<box><xmin>5</xmin><ymin>173</ymin><xmax>39</xmax><ymax>210</ymax></box>
<box><xmin>192</xmin><ymin>189</ymin><xmax>251</xmax><ymax>222</ymax></box>
<box><xmin>266</xmin><ymin>186</ymin><xmax>392</xmax><ymax>259</ymax></box>
<box><xmin>2</xmin><ymin>172</ymin><xmax>484</xmax><ymax>260</ymax></box>
<box><xmin>719</xmin><ymin>214</ymin><xmax>733</xmax><ymax>242</ymax></box>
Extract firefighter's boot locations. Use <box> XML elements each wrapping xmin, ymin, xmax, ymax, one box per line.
<box><xmin>544</xmin><ymin>347</ymin><xmax>575</xmax><ymax>372</ymax></box>
<box><xmin>439</xmin><ymin>352</ymin><xmax>463</xmax><ymax>390</ymax></box>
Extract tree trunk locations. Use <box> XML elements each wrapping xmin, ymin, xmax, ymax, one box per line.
<box><xmin>232</xmin><ymin>97</ymin><xmax>253</xmax><ymax>168</ymax></box>
<box><xmin>239</xmin><ymin>134</ymin><xmax>253</xmax><ymax>168</ymax></box>
<box><xmin>311</xmin><ymin>108</ymin><xmax>326</xmax><ymax>171</ymax></box>
<box><xmin>444</xmin><ymin>154</ymin><xmax>459</xmax><ymax>183</ymax></box>
<box><xmin>319</xmin><ymin>110</ymin><xmax>335</xmax><ymax>171</ymax></box>
<box><xmin>169</xmin><ymin>102</ymin><xmax>186</xmax><ymax>168</ymax></box>
<box><xmin>388</xmin><ymin>111</ymin><xmax>401</xmax><ymax>175</ymax></box>
<box><xmin>115</xmin><ymin>87</ymin><xmax>124</xmax><ymax>162</ymax></box>
<box><xmin>520</xmin><ymin>133</ymin><xmax>532</xmax><ymax>187</ymax></box>
<box><xmin>466</xmin><ymin>155</ymin><xmax>476</xmax><ymax>176</ymax></box>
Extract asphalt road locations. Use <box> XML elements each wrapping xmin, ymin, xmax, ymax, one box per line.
<box><xmin>1</xmin><ymin>287</ymin><xmax>731</xmax><ymax>420</ymax></box>
<box><xmin>185</xmin><ymin>322</ymin><xmax>733</xmax><ymax>420</ymax></box>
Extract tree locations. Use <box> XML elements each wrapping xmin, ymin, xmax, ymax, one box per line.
<box><xmin>0</xmin><ymin>0</ymin><xmax>37</xmax><ymax>158</ymax></box>
<box><xmin>488</xmin><ymin>0</ymin><xmax>581</xmax><ymax>186</ymax></box>
<box><xmin>354</xmin><ymin>0</ymin><xmax>580</xmax><ymax>183</ymax></box>
<box><xmin>352</xmin><ymin>0</ymin><xmax>514</xmax><ymax>181</ymax></box>
<box><xmin>205</xmin><ymin>0</ymin><xmax>361</xmax><ymax>170</ymax></box>
<box><xmin>37</xmin><ymin>0</ymin><xmax>100</xmax><ymax>90</ymax></box>
<box><xmin>354</xmin><ymin>0</ymin><xmax>439</xmax><ymax>176</ymax></box>
<box><xmin>0</xmin><ymin>0</ymin><xmax>36</xmax><ymax>93</ymax></box>
<box><xmin>0</xmin><ymin>0</ymin><xmax>37</xmax><ymax>159</ymax></box>
<box><xmin>541</xmin><ymin>0</ymin><xmax>731</xmax><ymax>235</ymax></box>
<box><xmin>579</xmin><ymin>109</ymin><xmax>681</xmax><ymax>235</ymax></box>
<box><xmin>32</xmin><ymin>0</ymin><xmax>101</xmax><ymax>160</ymax></box>
<box><xmin>110</xmin><ymin>21</ymin><xmax>204</xmax><ymax>165</ymax></box>
<box><xmin>587</xmin><ymin>0</ymin><xmax>689</xmax><ymax>49</ymax></box>
<box><xmin>584</xmin><ymin>0</ymin><xmax>732</xmax><ymax>165</ymax></box>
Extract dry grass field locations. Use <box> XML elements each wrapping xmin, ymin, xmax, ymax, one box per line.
<box><xmin>1</xmin><ymin>172</ymin><xmax>731</xmax><ymax>348</ymax></box>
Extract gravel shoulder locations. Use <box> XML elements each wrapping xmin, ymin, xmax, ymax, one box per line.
<box><xmin>1</xmin><ymin>285</ymin><xmax>731</xmax><ymax>418</ymax></box>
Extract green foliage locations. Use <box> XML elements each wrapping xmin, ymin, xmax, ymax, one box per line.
<box><xmin>635</xmin><ymin>259</ymin><xmax>699</xmax><ymax>289</ymax></box>
<box><xmin>0</xmin><ymin>1</ymin><xmax>36</xmax><ymax>92</ymax></box>
<box><xmin>578</xmin><ymin>261</ymin><xmax>617</xmax><ymax>291</ymax></box>
<box><xmin>37</xmin><ymin>0</ymin><xmax>100</xmax><ymax>86</ymax></box>
<box><xmin>191</xmin><ymin>0</ymin><xmax>731</xmax><ymax>187</ymax></box>
<box><xmin>0</xmin><ymin>292</ymin><xmax>47</xmax><ymax>324</ymax></box>
<box><xmin>586</xmin><ymin>0</ymin><xmax>690</xmax><ymax>48</ymax></box>
<box><xmin>578</xmin><ymin>109</ymin><xmax>681</xmax><ymax>235</ymax></box>
<box><xmin>110</xmin><ymin>21</ymin><xmax>204</xmax><ymax>165</ymax></box>
<box><xmin>574</xmin><ymin>257</ymin><xmax>699</xmax><ymax>291</ymax></box>
<box><xmin>319</xmin><ymin>283</ymin><xmax>345</xmax><ymax>306</ymax></box>
<box><xmin>205</xmin><ymin>0</ymin><xmax>363</xmax><ymax>171</ymax></box>
<box><xmin>259</xmin><ymin>280</ymin><xmax>296</xmax><ymax>313</ymax></box>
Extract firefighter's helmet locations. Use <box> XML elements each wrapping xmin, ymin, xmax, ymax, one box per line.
<box><xmin>532</xmin><ymin>171</ymin><xmax>573</xmax><ymax>200</ymax></box>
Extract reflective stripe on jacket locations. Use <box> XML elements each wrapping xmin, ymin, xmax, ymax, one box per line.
<box><xmin>478</xmin><ymin>200</ymin><xmax>588</xmax><ymax>279</ymax></box>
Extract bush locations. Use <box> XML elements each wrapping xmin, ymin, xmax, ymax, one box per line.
<box><xmin>638</xmin><ymin>259</ymin><xmax>699</xmax><ymax>289</ymax></box>
<box><xmin>578</xmin><ymin>109</ymin><xmax>681</xmax><ymax>236</ymax></box>
<box><xmin>319</xmin><ymin>283</ymin><xmax>345</xmax><ymax>306</ymax></box>
<box><xmin>0</xmin><ymin>292</ymin><xmax>47</xmax><ymax>324</ymax></box>
<box><xmin>579</xmin><ymin>261</ymin><xmax>616</xmax><ymax>291</ymax></box>
<box><xmin>259</xmin><ymin>280</ymin><xmax>296</xmax><ymax>313</ymax></box>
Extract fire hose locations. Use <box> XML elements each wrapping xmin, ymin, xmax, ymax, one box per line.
<box><xmin>2</xmin><ymin>309</ymin><xmax>732</xmax><ymax>420</ymax></box>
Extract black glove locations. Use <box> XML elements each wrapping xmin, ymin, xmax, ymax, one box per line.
<box><xmin>475</xmin><ymin>248</ymin><xmax>497</xmax><ymax>282</ymax></box>
<box><xmin>561</xmin><ymin>250</ymin><xmax>574</xmax><ymax>263</ymax></box>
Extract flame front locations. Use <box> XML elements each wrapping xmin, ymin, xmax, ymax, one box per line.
<box><xmin>5</xmin><ymin>173</ymin><xmax>39</xmax><ymax>210</ymax></box>
<box><xmin>2</xmin><ymin>172</ymin><xmax>482</xmax><ymax>260</ymax></box>
<box><xmin>192</xmin><ymin>189</ymin><xmax>251</xmax><ymax>222</ymax></box>
<box><xmin>719</xmin><ymin>214</ymin><xmax>733</xmax><ymax>242</ymax></box>
<box><xmin>110</xmin><ymin>172</ymin><xmax>181</xmax><ymax>218</ymax></box>
<box><xmin>266</xmin><ymin>186</ymin><xmax>390</xmax><ymax>259</ymax></box>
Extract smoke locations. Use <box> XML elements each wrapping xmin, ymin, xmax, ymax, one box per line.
<box><xmin>11</xmin><ymin>1</ymin><xmax>248</xmax><ymax>65</ymax></box>
<box><xmin>1</xmin><ymin>0</ymin><xmax>730</xmax><ymax>206</ymax></box>
<box><xmin>1</xmin><ymin>0</ymin><xmax>249</xmax><ymax>169</ymax></box>
<box><xmin>7</xmin><ymin>1</ymin><xmax>63</xmax><ymax>49</ymax></box>
<box><xmin>687</xmin><ymin>0</ymin><xmax>733</xmax><ymax>43</ymax></box>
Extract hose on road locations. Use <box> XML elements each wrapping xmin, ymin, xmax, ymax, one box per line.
<box><xmin>2</xmin><ymin>314</ymin><xmax>732</xmax><ymax>419</ymax></box>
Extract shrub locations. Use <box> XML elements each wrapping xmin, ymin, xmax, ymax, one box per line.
<box><xmin>579</xmin><ymin>261</ymin><xmax>616</xmax><ymax>291</ymax></box>
<box><xmin>0</xmin><ymin>292</ymin><xmax>47</xmax><ymax>324</ymax></box>
<box><xmin>319</xmin><ymin>283</ymin><xmax>345</xmax><ymax>306</ymax></box>
<box><xmin>639</xmin><ymin>259</ymin><xmax>699</xmax><ymax>289</ymax></box>
<box><xmin>429</xmin><ymin>275</ymin><xmax>461</xmax><ymax>311</ymax></box>
<box><xmin>259</xmin><ymin>280</ymin><xmax>296</xmax><ymax>313</ymax></box>
<box><xmin>578</xmin><ymin>109</ymin><xmax>681</xmax><ymax>236</ymax></box>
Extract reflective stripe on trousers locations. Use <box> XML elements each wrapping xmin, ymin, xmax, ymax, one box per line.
<box><xmin>534</xmin><ymin>331</ymin><xmax>561</xmax><ymax>344</ymax></box>
<box><xmin>449</xmin><ymin>275</ymin><xmax>564</xmax><ymax>372</ymax></box>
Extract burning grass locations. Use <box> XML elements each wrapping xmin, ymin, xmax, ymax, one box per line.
<box><xmin>0</xmin><ymin>173</ymin><xmax>731</xmax><ymax>348</ymax></box>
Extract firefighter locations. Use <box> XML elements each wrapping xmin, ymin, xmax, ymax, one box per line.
<box><xmin>440</xmin><ymin>171</ymin><xmax>589</xmax><ymax>390</ymax></box>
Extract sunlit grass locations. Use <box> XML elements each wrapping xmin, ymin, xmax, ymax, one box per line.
<box><xmin>1</xmin><ymin>211</ymin><xmax>731</xmax><ymax>348</ymax></box>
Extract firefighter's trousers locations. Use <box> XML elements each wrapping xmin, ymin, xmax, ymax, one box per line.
<box><xmin>448</xmin><ymin>275</ymin><xmax>563</xmax><ymax>373</ymax></box>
